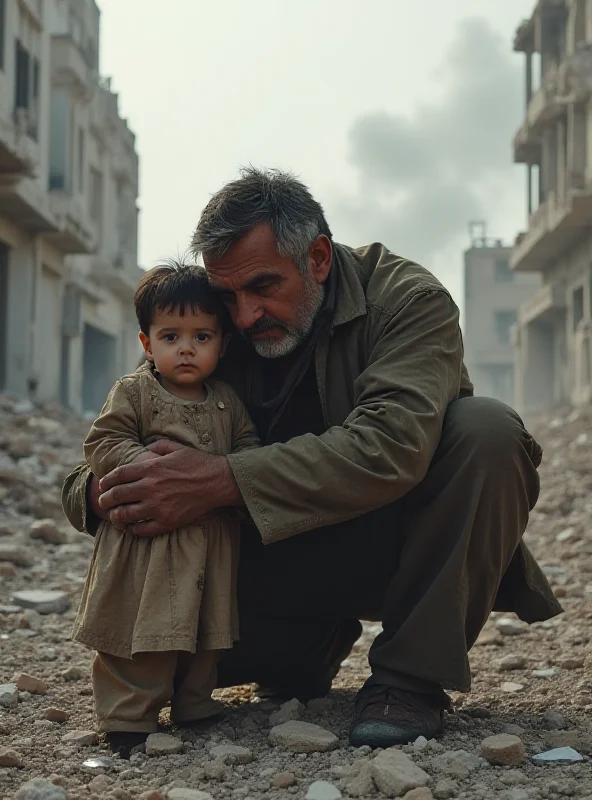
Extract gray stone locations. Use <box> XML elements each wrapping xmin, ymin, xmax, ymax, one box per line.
<box><xmin>305</xmin><ymin>781</ymin><xmax>342</xmax><ymax>800</ymax></box>
<box><xmin>541</xmin><ymin>710</ymin><xmax>569</xmax><ymax>729</ymax></box>
<box><xmin>209</xmin><ymin>744</ymin><xmax>253</xmax><ymax>764</ymax></box>
<box><xmin>433</xmin><ymin>779</ymin><xmax>459</xmax><ymax>800</ymax></box>
<box><xmin>12</xmin><ymin>589</ymin><xmax>70</xmax><ymax>614</ymax></box>
<box><xmin>496</xmin><ymin>654</ymin><xmax>527</xmax><ymax>671</ymax></box>
<box><xmin>0</xmin><ymin>543</ymin><xmax>32</xmax><ymax>566</ymax></box>
<box><xmin>273</xmin><ymin>772</ymin><xmax>297</xmax><ymax>789</ymax></box>
<box><xmin>371</xmin><ymin>748</ymin><xmax>430</xmax><ymax>798</ymax></box>
<box><xmin>62</xmin><ymin>665</ymin><xmax>86</xmax><ymax>681</ymax></box>
<box><xmin>146</xmin><ymin>733</ymin><xmax>184</xmax><ymax>756</ymax></box>
<box><xmin>15</xmin><ymin>778</ymin><xmax>67</xmax><ymax>800</ymax></box>
<box><xmin>499</xmin><ymin>791</ymin><xmax>529</xmax><ymax>800</ymax></box>
<box><xmin>29</xmin><ymin>519</ymin><xmax>66</xmax><ymax>545</ymax></box>
<box><xmin>501</xmin><ymin>682</ymin><xmax>524</xmax><ymax>693</ymax></box>
<box><xmin>0</xmin><ymin>747</ymin><xmax>24</xmax><ymax>767</ymax></box>
<box><xmin>532</xmin><ymin>747</ymin><xmax>583</xmax><ymax>763</ymax></box>
<box><xmin>480</xmin><ymin>734</ymin><xmax>526</xmax><ymax>766</ymax></box>
<box><xmin>343</xmin><ymin>763</ymin><xmax>375</xmax><ymax>798</ymax></box>
<box><xmin>167</xmin><ymin>791</ymin><xmax>214</xmax><ymax>800</ymax></box>
<box><xmin>61</xmin><ymin>730</ymin><xmax>99</xmax><ymax>747</ymax></box>
<box><xmin>269</xmin><ymin>697</ymin><xmax>304</xmax><ymax>726</ymax></box>
<box><xmin>268</xmin><ymin>720</ymin><xmax>338</xmax><ymax>753</ymax></box>
<box><xmin>496</xmin><ymin>617</ymin><xmax>527</xmax><ymax>636</ymax></box>
<box><xmin>0</xmin><ymin>682</ymin><xmax>19</xmax><ymax>708</ymax></box>
<box><xmin>532</xmin><ymin>668</ymin><xmax>557</xmax><ymax>678</ymax></box>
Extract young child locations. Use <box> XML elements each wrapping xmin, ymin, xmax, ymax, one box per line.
<box><xmin>72</xmin><ymin>262</ymin><xmax>259</xmax><ymax>757</ymax></box>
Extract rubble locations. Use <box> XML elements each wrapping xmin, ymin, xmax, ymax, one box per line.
<box><xmin>0</xmin><ymin>394</ymin><xmax>592</xmax><ymax>798</ymax></box>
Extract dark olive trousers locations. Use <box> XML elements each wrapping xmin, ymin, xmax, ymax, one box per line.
<box><xmin>217</xmin><ymin>397</ymin><xmax>559</xmax><ymax>695</ymax></box>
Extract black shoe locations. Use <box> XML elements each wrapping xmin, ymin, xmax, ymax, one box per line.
<box><xmin>349</xmin><ymin>683</ymin><xmax>450</xmax><ymax>748</ymax></box>
<box><xmin>255</xmin><ymin>619</ymin><xmax>363</xmax><ymax>702</ymax></box>
<box><xmin>106</xmin><ymin>731</ymin><xmax>149</xmax><ymax>759</ymax></box>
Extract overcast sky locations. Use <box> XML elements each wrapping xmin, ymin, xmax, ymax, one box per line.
<box><xmin>97</xmin><ymin>0</ymin><xmax>536</xmax><ymax>308</ymax></box>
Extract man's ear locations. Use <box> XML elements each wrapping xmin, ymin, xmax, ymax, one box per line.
<box><xmin>139</xmin><ymin>332</ymin><xmax>154</xmax><ymax>361</ymax></box>
<box><xmin>307</xmin><ymin>234</ymin><xmax>332</xmax><ymax>285</ymax></box>
<box><xmin>219</xmin><ymin>333</ymin><xmax>232</xmax><ymax>358</ymax></box>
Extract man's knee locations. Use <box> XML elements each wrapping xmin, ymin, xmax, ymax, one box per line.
<box><xmin>441</xmin><ymin>396</ymin><xmax>542</xmax><ymax>469</ymax></box>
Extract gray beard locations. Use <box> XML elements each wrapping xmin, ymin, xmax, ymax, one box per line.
<box><xmin>247</xmin><ymin>276</ymin><xmax>325</xmax><ymax>359</ymax></box>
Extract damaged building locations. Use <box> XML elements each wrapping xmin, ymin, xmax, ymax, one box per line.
<box><xmin>0</xmin><ymin>0</ymin><xmax>142</xmax><ymax>414</ymax></box>
<box><xmin>512</xmin><ymin>0</ymin><xmax>592</xmax><ymax>413</ymax></box>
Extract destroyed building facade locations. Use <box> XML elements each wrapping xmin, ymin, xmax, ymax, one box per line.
<box><xmin>0</xmin><ymin>0</ymin><xmax>142</xmax><ymax>414</ymax></box>
<box><xmin>463</xmin><ymin>223</ymin><xmax>540</xmax><ymax>407</ymax></box>
<box><xmin>512</xmin><ymin>0</ymin><xmax>592</xmax><ymax>413</ymax></box>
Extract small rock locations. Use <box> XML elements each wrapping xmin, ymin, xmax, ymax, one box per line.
<box><xmin>83</xmin><ymin>756</ymin><xmax>115</xmax><ymax>769</ymax></box>
<box><xmin>403</xmin><ymin>791</ymin><xmax>434</xmax><ymax>800</ymax></box>
<box><xmin>501</xmin><ymin>682</ymin><xmax>524</xmax><ymax>693</ymax></box>
<box><xmin>273</xmin><ymin>772</ymin><xmax>296</xmax><ymax>788</ymax></box>
<box><xmin>0</xmin><ymin>682</ymin><xmax>19</xmax><ymax>709</ymax></box>
<box><xmin>532</xmin><ymin>668</ymin><xmax>557</xmax><ymax>678</ymax></box>
<box><xmin>496</xmin><ymin>654</ymin><xmax>526</xmax><ymax>671</ymax></box>
<box><xmin>502</xmin><ymin>724</ymin><xmax>525</xmax><ymax>736</ymax></box>
<box><xmin>372</xmin><ymin>748</ymin><xmax>430</xmax><ymax>798</ymax></box>
<box><xmin>413</xmin><ymin>736</ymin><xmax>428</xmax><ymax>751</ymax></box>
<box><xmin>542</xmin><ymin>731</ymin><xmax>583</xmax><ymax>750</ymax></box>
<box><xmin>480</xmin><ymin>734</ymin><xmax>526</xmax><ymax>766</ymax></box>
<box><xmin>37</xmin><ymin>647</ymin><xmax>57</xmax><ymax>661</ymax></box>
<box><xmin>559</xmin><ymin>656</ymin><xmax>585</xmax><ymax>670</ymax></box>
<box><xmin>268</xmin><ymin>720</ymin><xmax>338</xmax><ymax>753</ymax></box>
<box><xmin>43</xmin><ymin>708</ymin><xmax>70</xmax><ymax>723</ymax></box>
<box><xmin>433</xmin><ymin>779</ymin><xmax>458</xmax><ymax>800</ymax></box>
<box><xmin>343</xmin><ymin>763</ymin><xmax>375</xmax><ymax>797</ymax></box>
<box><xmin>88</xmin><ymin>774</ymin><xmax>115</xmax><ymax>794</ymax></box>
<box><xmin>29</xmin><ymin>519</ymin><xmax>66</xmax><ymax>545</ymax></box>
<box><xmin>61</xmin><ymin>730</ymin><xmax>99</xmax><ymax>747</ymax></box>
<box><xmin>542</xmin><ymin>710</ymin><xmax>568</xmax><ymax>729</ymax></box>
<box><xmin>12</xmin><ymin>589</ymin><xmax>70</xmax><ymax>614</ymax></box>
<box><xmin>62</xmin><ymin>665</ymin><xmax>86</xmax><ymax>681</ymax></box>
<box><xmin>209</xmin><ymin>744</ymin><xmax>252</xmax><ymax>764</ymax></box>
<box><xmin>500</xmin><ymin>791</ymin><xmax>529</xmax><ymax>800</ymax></box>
<box><xmin>167</xmin><ymin>791</ymin><xmax>214</xmax><ymax>800</ymax></box>
<box><xmin>432</xmin><ymin>749</ymin><xmax>482</xmax><ymax>778</ymax></box>
<box><xmin>0</xmin><ymin>747</ymin><xmax>24</xmax><ymax>767</ymax></box>
<box><xmin>496</xmin><ymin>617</ymin><xmax>526</xmax><ymax>636</ymax></box>
<box><xmin>0</xmin><ymin>543</ymin><xmax>32</xmax><ymax>566</ymax></box>
<box><xmin>307</xmin><ymin>697</ymin><xmax>332</xmax><ymax>713</ymax></box>
<box><xmin>146</xmin><ymin>732</ymin><xmax>183</xmax><ymax>756</ymax></box>
<box><xmin>15</xmin><ymin>778</ymin><xmax>67</xmax><ymax>800</ymax></box>
<box><xmin>139</xmin><ymin>793</ymin><xmax>163</xmax><ymax>800</ymax></box>
<box><xmin>305</xmin><ymin>781</ymin><xmax>342</xmax><ymax>800</ymax></box>
<box><xmin>269</xmin><ymin>697</ymin><xmax>304</xmax><ymax>726</ymax></box>
<box><xmin>15</xmin><ymin>673</ymin><xmax>48</xmax><ymax>694</ymax></box>
<box><xmin>475</xmin><ymin>629</ymin><xmax>504</xmax><ymax>646</ymax></box>
<box><xmin>532</xmin><ymin>747</ymin><xmax>583</xmax><ymax>763</ymax></box>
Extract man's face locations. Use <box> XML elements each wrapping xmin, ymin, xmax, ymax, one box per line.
<box><xmin>204</xmin><ymin>222</ymin><xmax>331</xmax><ymax>359</ymax></box>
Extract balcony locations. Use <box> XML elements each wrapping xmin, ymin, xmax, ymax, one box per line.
<box><xmin>510</xmin><ymin>176</ymin><xmax>592</xmax><ymax>272</ymax></box>
<box><xmin>0</xmin><ymin>174</ymin><xmax>59</xmax><ymax>233</ymax></box>
<box><xmin>90</xmin><ymin>255</ymin><xmax>142</xmax><ymax>297</ymax></box>
<box><xmin>519</xmin><ymin>282</ymin><xmax>566</xmax><ymax>326</ymax></box>
<box><xmin>47</xmin><ymin>193</ymin><xmax>96</xmax><ymax>254</ymax></box>
<box><xmin>0</xmin><ymin>109</ymin><xmax>39</xmax><ymax>177</ymax></box>
<box><xmin>51</xmin><ymin>36</ymin><xmax>95</xmax><ymax>99</ymax></box>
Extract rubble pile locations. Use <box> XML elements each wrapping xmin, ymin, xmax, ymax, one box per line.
<box><xmin>0</xmin><ymin>394</ymin><xmax>590</xmax><ymax>800</ymax></box>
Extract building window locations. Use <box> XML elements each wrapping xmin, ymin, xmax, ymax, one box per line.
<box><xmin>0</xmin><ymin>0</ymin><xmax>6</xmax><ymax>71</ymax></box>
<box><xmin>78</xmin><ymin>128</ymin><xmax>85</xmax><ymax>193</ymax></box>
<box><xmin>89</xmin><ymin>168</ymin><xmax>103</xmax><ymax>227</ymax></box>
<box><xmin>14</xmin><ymin>40</ymin><xmax>40</xmax><ymax>140</ymax></box>
<box><xmin>573</xmin><ymin>286</ymin><xmax>584</xmax><ymax>331</ymax></box>
<box><xmin>49</xmin><ymin>87</ymin><xmax>70</xmax><ymax>191</ymax></box>
<box><xmin>494</xmin><ymin>259</ymin><xmax>514</xmax><ymax>283</ymax></box>
<box><xmin>494</xmin><ymin>311</ymin><xmax>517</xmax><ymax>344</ymax></box>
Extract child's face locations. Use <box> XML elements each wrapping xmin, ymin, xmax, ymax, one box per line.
<box><xmin>139</xmin><ymin>307</ymin><xmax>227</xmax><ymax>388</ymax></box>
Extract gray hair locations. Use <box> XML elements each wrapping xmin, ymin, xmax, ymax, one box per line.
<box><xmin>191</xmin><ymin>167</ymin><xmax>333</xmax><ymax>272</ymax></box>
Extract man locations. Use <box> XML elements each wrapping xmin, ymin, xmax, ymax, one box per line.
<box><xmin>63</xmin><ymin>168</ymin><xmax>561</xmax><ymax>748</ymax></box>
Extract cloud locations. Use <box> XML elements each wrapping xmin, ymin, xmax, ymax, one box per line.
<box><xmin>330</xmin><ymin>17</ymin><xmax>523</xmax><ymax>273</ymax></box>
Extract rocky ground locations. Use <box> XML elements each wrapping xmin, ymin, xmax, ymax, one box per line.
<box><xmin>0</xmin><ymin>394</ymin><xmax>591</xmax><ymax>800</ymax></box>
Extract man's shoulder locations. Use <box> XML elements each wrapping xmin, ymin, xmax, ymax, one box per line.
<box><xmin>337</xmin><ymin>242</ymin><xmax>449</xmax><ymax>313</ymax></box>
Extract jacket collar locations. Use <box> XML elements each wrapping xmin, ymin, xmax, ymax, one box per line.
<box><xmin>331</xmin><ymin>243</ymin><xmax>368</xmax><ymax>327</ymax></box>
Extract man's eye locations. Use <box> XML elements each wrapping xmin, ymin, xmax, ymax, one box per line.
<box><xmin>196</xmin><ymin>333</ymin><xmax>209</xmax><ymax>342</ymax></box>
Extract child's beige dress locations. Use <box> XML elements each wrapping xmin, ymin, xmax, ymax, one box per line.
<box><xmin>72</xmin><ymin>362</ymin><xmax>259</xmax><ymax>732</ymax></box>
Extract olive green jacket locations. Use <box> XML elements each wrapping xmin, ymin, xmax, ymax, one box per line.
<box><xmin>62</xmin><ymin>242</ymin><xmax>561</xmax><ymax>623</ymax></box>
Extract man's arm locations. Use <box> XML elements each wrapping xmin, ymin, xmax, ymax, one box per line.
<box><xmin>227</xmin><ymin>287</ymin><xmax>463</xmax><ymax>544</ymax></box>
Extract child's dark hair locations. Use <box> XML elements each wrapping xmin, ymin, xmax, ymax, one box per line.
<box><xmin>134</xmin><ymin>261</ymin><xmax>230</xmax><ymax>336</ymax></box>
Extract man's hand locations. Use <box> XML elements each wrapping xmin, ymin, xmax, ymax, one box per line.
<box><xmin>97</xmin><ymin>440</ymin><xmax>243</xmax><ymax>537</ymax></box>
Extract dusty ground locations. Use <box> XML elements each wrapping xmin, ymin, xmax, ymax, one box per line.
<box><xmin>0</xmin><ymin>394</ymin><xmax>591</xmax><ymax>800</ymax></box>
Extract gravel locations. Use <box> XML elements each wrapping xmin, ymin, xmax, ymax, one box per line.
<box><xmin>0</xmin><ymin>395</ymin><xmax>591</xmax><ymax>799</ymax></box>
